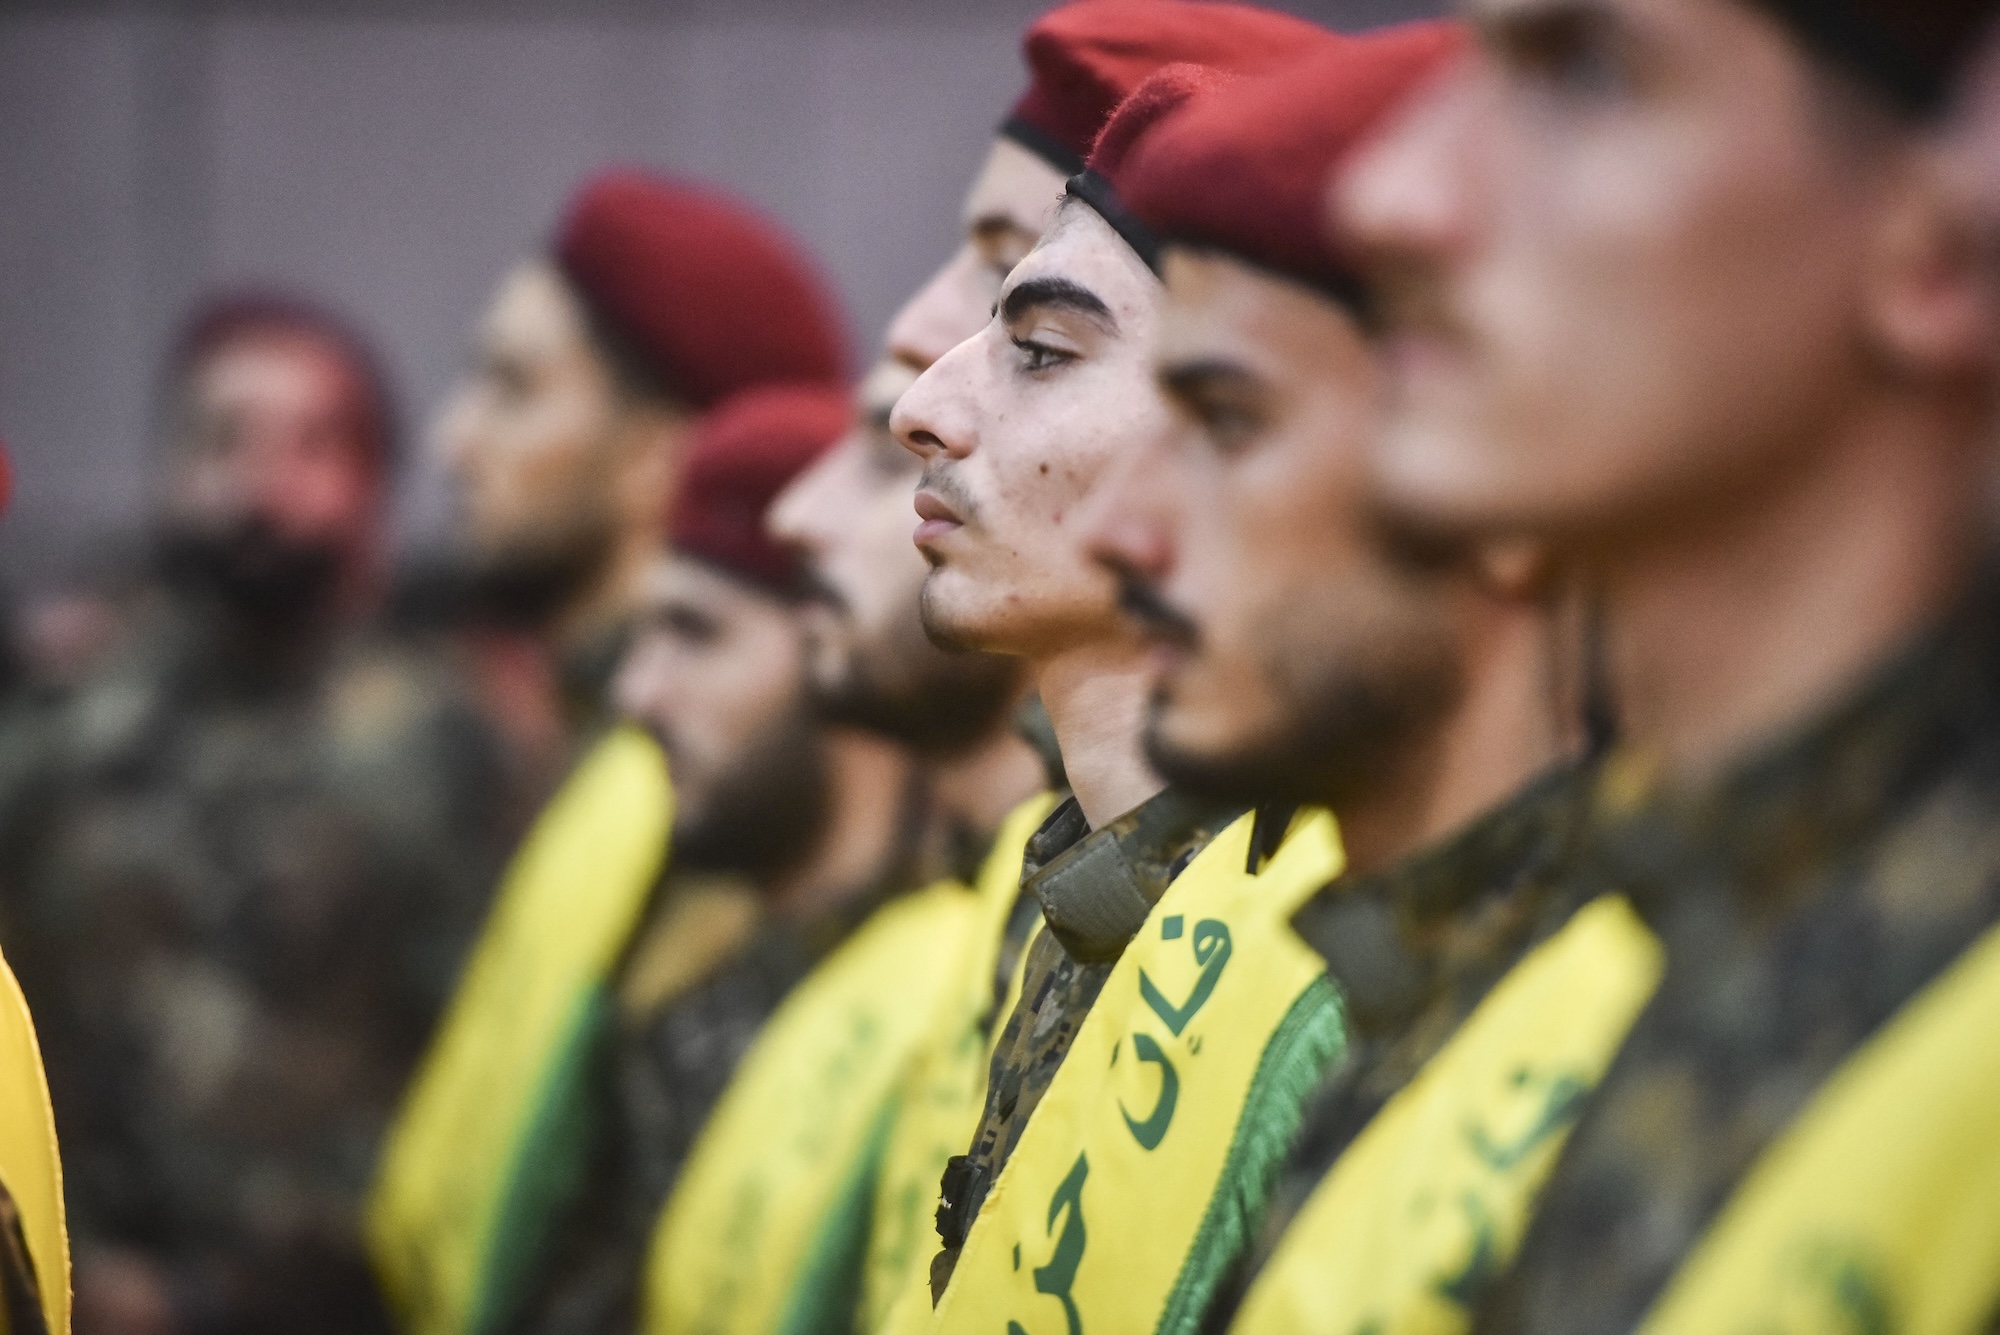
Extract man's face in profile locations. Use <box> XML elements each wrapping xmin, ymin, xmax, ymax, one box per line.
<box><xmin>1337</xmin><ymin>0</ymin><xmax>1908</xmax><ymax>548</ymax></box>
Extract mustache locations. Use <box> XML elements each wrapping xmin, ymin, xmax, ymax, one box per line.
<box><xmin>795</xmin><ymin>566</ymin><xmax>851</xmax><ymax>617</ymax></box>
<box><xmin>1116</xmin><ymin>572</ymin><xmax>1200</xmax><ymax>649</ymax></box>
<box><xmin>1368</xmin><ymin>260</ymin><xmax>1468</xmax><ymax>346</ymax></box>
<box><xmin>917</xmin><ymin>462</ymin><xmax>979</xmax><ymax>523</ymax></box>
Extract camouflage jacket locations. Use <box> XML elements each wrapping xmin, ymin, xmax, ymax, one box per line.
<box><xmin>0</xmin><ymin>595</ymin><xmax>520</xmax><ymax>1334</ymax></box>
<box><xmin>506</xmin><ymin>875</ymin><xmax>892</xmax><ymax>1335</ymax></box>
<box><xmin>930</xmin><ymin>788</ymin><xmax>1247</xmax><ymax>1299</ymax></box>
<box><xmin>1198</xmin><ymin>762</ymin><xmax>1594</xmax><ymax>1330</ymax></box>
<box><xmin>1475</xmin><ymin>574</ymin><xmax>2000</xmax><ymax>1333</ymax></box>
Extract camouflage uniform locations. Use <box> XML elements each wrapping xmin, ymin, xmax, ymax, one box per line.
<box><xmin>1473</xmin><ymin>574</ymin><xmax>2000</xmax><ymax>1333</ymax></box>
<box><xmin>931</xmin><ymin>788</ymin><xmax>1248</xmax><ymax>1299</ymax></box>
<box><xmin>505</xmin><ymin>873</ymin><xmax>899</xmax><ymax>1335</ymax></box>
<box><xmin>0</xmin><ymin>592</ymin><xmax>520</xmax><ymax>1334</ymax></box>
<box><xmin>1191</xmin><ymin>762</ymin><xmax>1594</xmax><ymax>1329</ymax></box>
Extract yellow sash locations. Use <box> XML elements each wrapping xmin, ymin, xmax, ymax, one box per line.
<box><xmin>1230</xmin><ymin>895</ymin><xmax>1661</xmax><ymax>1335</ymax></box>
<box><xmin>931</xmin><ymin>810</ymin><xmax>1345</xmax><ymax>1335</ymax></box>
<box><xmin>1642</xmin><ymin>919</ymin><xmax>2000</xmax><ymax>1335</ymax></box>
<box><xmin>368</xmin><ymin>726</ymin><xmax>673</xmax><ymax>1335</ymax></box>
<box><xmin>645</xmin><ymin>879</ymin><xmax>999</xmax><ymax>1335</ymax></box>
<box><xmin>0</xmin><ymin>950</ymin><xmax>66</xmax><ymax>1335</ymax></box>
<box><xmin>857</xmin><ymin>795</ymin><xmax>1058</xmax><ymax>1334</ymax></box>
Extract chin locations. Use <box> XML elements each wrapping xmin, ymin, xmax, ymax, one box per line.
<box><xmin>917</xmin><ymin>572</ymin><xmax>998</xmax><ymax>654</ymax></box>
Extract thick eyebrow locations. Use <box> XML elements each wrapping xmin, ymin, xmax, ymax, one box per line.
<box><xmin>1001</xmin><ymin>276</ymin><xmax>1117</xmax><ymax>332</ymax></box>
<box><xmin>1159</xmin><ymin>358</ymin><xmax>1260</xmax><ymax>402</ymax></box>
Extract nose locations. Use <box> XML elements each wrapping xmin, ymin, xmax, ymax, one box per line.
<box><xmin>768</xmin><ymin>437</ymin><xmax>845</xmax><ymax>548</ymax></box>
<box><xmin>1080</xmin><ymin>429</ymin><xmax>1178</xmax><ymax>588</ymax></box>
<box><xmin>891</xmin><ymin>338</ymin><xmax>979</xmax><ymax>464</ymax></box>
<box><xmin>886</xmin><ymin>246</ymin><xmax>990</xmax><ymax>374</ymax></box>
<box><xmin>612</xmin><ymin>630</ymin><xmax>672</xmax><ymax>727</ymax></box>
<box><xmin>1330</xmin><ymin>51</ymin><xmax>1481</xmax><ymax>276</ymax></box>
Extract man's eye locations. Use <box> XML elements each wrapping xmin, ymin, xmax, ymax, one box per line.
<box><xmin>1011</xmin><ymin>337</ymin><xmax>1073</xmax><ymax>374</ymax></box>
<box><xmin>1199</xmin><ymin>402</ymin><xmax>1261</xmax><ymax>452</ymax></box>
<box><xmin>1504</xmin><ymin>16</ymin><xmax>1633</xmax><ymax>103</ymax></box>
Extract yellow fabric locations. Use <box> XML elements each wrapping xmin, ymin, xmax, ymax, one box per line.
<box><xmin>1641</xmin><ymin>919</ymin><xmax>2000</xmax><ymax>1335</ymax></box>
<box><xmin>857</xmin><ymin>795</ymin><xmax>1058</xmax><ymax>1334</ymax></box>
<box><xmin>0</xmin><ymin>950</ymin><xmax>67</xmax><ymax>1334</ymax></box>
<box><xmin>644</xmin><ymin>879</ymin><xmax>995</xmax><ymax>1335</ymax></box>
<box><xmin>1231</xmin><ymin>895</ymin><xmax>1662</xmax><ymax>1335</ymax></box>
<box><xmin>931</xmin><ymin>810</ymin><xmax>1344</xmax><ymax>1335</ymax></box>
<box><xmin>368</xmin><ymin>727</ymin><xmax>673</xmax><ymax>1335</ymax></box>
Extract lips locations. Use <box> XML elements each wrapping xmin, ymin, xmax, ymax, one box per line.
<box><xmin>912</xmin><ymin>490</ymin><xmax>963</xmax><ymax>548</ymax></box>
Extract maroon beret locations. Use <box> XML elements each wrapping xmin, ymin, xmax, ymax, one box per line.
<box><xmin>1003</xmin><ymin>0</ymin><xmax>1332</xmax><ymax>174</ymax></box>
<box><xmin>668</xmin><ymin>385</ymin><xmax>851</xmax><ymax>594</ymax></box>
<box><xmin>1067</xmin><ymin>61</ymin><xmax>1249</xmax><ymax>273</ymax></box>
<box><xmin>555</xmin><ymin>171</ymin><xmax>848</xmax><ymax>412</ymax></box>
<box><xmin>1121</xmin><ymin>22</ymin><xmax>1464</xmax><ymax>301</ymax></box>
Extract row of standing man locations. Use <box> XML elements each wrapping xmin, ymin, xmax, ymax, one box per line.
<box><xmin>5</xmin><ymin>0</ymin><xmax>2000</xmax><ymax>1331</ymax></box>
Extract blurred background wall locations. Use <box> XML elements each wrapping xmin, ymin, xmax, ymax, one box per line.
<box><xmin>0</xmin><ymin>0</ymin><xmax>1443</xmax><ymax>596</ymax></box>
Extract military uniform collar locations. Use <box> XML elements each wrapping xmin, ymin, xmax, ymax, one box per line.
<box><xmin>1578</xmin><ymin>564</ymin><xmax>2000</xmax><ymax>932</ymax></box>
<box><xmin>1290</xmin><ymin>762</ymin><xmax>1591</xmax><ymax>1037</ymax></box>
<box><xmin>1023</xmin><ymin>788</ymin><xmax>1250</xmax><ymax>963</ymax></box>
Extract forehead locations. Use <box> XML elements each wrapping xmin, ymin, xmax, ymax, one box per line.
<box><xmin>1004</xmin><ymin>202</ymin><xmax>1160</xmax><ymax>320</ymax></box>
<box><xmin>648</xmin><ymin>553</ymin><xmax>771</xmax><ymax>615</ymax></box>
<box><xmin>194</xmin><ymin>333</ymin><xmax>353</xmax><ymax>406</ymax></box>
<box><xmin>484</xmin><ymin>260</ymin><xmax>592</xmax><ymax>354</ymax></box>
<box><xmin>962</xmin><ymin>136</ymin><xmax>1069</xmax><ymax>235</ymax></box>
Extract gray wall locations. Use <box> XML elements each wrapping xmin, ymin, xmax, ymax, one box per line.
<box><xmin>0</xmin><ymin>0</ymin><xmax>1441</xmax><ymax>593</ymax></box>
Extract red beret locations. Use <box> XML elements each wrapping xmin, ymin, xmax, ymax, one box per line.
<box><xmin>1067</xmin><ymin>61</ymin><xmax>1250</xmax><ymax>273</ymax></box>
<box><xmin>556</xmin><ymin>171</ymin><xmax>848</xmax><ymax>411</ymax></box>
<box><xmin>1121</xmin><ymin>23</ymin><xmax>1465</xmax><ymax>300</ymax></box>
<box><xmin>668</xmin><ymin>385</ymin><xmax>851</xmax><ymax>595</ymax></box>
<box><xmin>0</xmin><ymin>437</ymin><xmax>11</xmax><ymax>518</ymax></box>
<box><xmin>1003</xmin><ymin>0</ymin><xmax>1332</xmax><ymax>174</ymax></box>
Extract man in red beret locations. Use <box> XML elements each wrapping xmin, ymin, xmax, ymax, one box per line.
<box><xmin>1336</xmin><ymin>0</ymin><xmax>2000</xmax><ymax>1328</ymax></box>
<box><xmin>1071</xmin><ymin>31</ymin><xmax>1625</xmax><ymax>1334</ymax></box>
<box><xmin>0</xmin><ymin>294</ymin><xmax>524</xmax><ymax>1335</ymax></box>
<box><xmin>459</xmin><ymin>385</ymin><xmax>923</xmax><ymax>1335</ymax></box>
<box><xmin>888</xmin><ymin>53</ymin><xmax>1367</xmax><ymax>1331</ymax></box>
<box><xmin>884</xmin><ymin>0</ymin><xmax>1327</xmax><ymax>379</ymax></box>
<box><xmin>436</xmin><ymin>171</ymin><xmax>847</xmax><ymax>776</ymax></box>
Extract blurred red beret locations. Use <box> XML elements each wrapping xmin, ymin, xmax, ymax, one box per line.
<box><xmin>1121</xmin><ymin>22</ymin><xmax>1465</xmax><ymax>301</ymax></box>
<box><xmin>1004</xmin><ymin>0</ymin><xmax>1331</xmax><ymax>174</ymax></box>
<box><xmin>0</xmin><ymin>437</ymin><xmax>11</xmax><ymax>517</ymax></box>
<box><xmin>668</xmin><ymin>384</ymin><xmax>851</xmax><ymax>595</ymax></box>
<box><xmin>556</xmin><ymin>171</ymin><xmax>848</xmax><ymax>412</ymax></box>
<box><xmin>1067</xmin><ymin>60</ymin><xmax>1250</xmax><ymax>273</ymax></box>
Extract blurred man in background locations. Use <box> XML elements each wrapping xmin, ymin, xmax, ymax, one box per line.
<box><xmin>431</xmin><ymin>171</ymin><xmax>848</xmax><ymax>786</ymax></box>
<box><xmin>0</xmin><ymin>294</ymin><xmax>518</xmax><ymax>1335</ymax></box>
<box><xmin>1337</xmin><ymin>0</ymin><xmax>2000</xmax><ymax>1327</ymax></box>
<box><xmin>369</xmin><ymin>173</ymin><xmax>854</xmax><ymax>1335</ymax></box>
<box><xmin>492</xmin><ymin>385</ymin><xmax>923</xmax><ymax>1335</ymax></box>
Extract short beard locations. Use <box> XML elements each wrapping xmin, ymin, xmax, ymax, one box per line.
<box><xmin>666</xmin><ymin>702</ymin><xmax>831</xmax><ymax>884</ymax></box>
<box><xmin>815</xmin><ymin>602</ymin><xmax>1021</xmax><ymax>755</ymax></box>
<box><xmin>1144</xmin><ymin>641</ymin><xmax>1463</xmax><ymax>813</ymax></box>
<box><xmin>157</xmin><ymin>519</ymin><xmax>343</xmax><ymax>631</ymax></box>
<box><xmin>458</xmin><ymin>521</ymin><xmax>615</xmax><ymax>632</ymax></box>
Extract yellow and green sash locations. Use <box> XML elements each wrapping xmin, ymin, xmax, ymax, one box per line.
<box><xmin>644</xmin><ymin>872</ymin><xmax>1007</xmax><ymax>1335</ymax></box>
<box><xmin>857</xmin><ymin>795</ymin><xmax>1058</xmax><ymax>1334</ymax></box>
<box><xmin>0</xmin><ymin>950</ymin><xmax>66</xmax><ymax>1335</ymax></box>
<box><xmin>368</xmin><ymin>726</ymin><xmax>673</xmax><ymax>1335</ymax></box>
<box><xmin>930</xmin><ymin>809</ymin><xmax>1346</xmax><ymax>1335</ymax></box>
<box><xmin>1642</xmin><ymin>919</ymin><xmax>2000</xmax><ymax>1335</ymax></box>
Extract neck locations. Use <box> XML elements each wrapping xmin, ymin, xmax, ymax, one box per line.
<box><xmin>1334</xmin><ymin>600</ymin><xmax>1568</xmax><ymax>876</ymax></box>
<box><xmin>551</xmin><ymin>521</ymin><xmax>660</xmax><ymax>661</ymax></box>
<box><xmin>1601</xmin><ymin>389</ymin><xmax>1988</xmax><ymax>785</ymax></box>
<box><xmin>921</xmin><ymin>712</ymin><xmax>1047</xmax><ymax>873</ymax></box>
<box><xmin>1034</xmin><ymin>640</ymin><xmax>1165</xmax><ymax>829</ymax></box>
<box><xmin>765</xmin><ymin>726</ymin><xmax>915</xmax><ymax>922</ymax></box>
